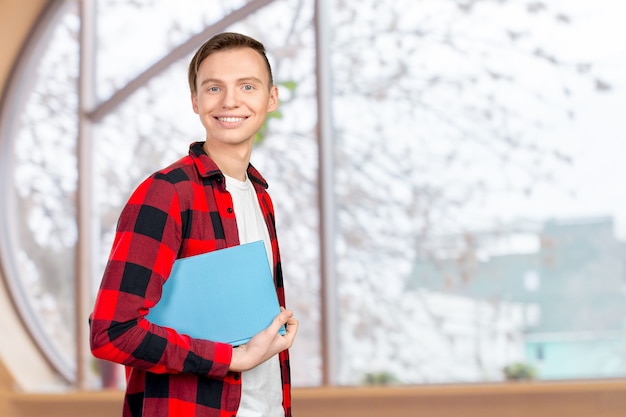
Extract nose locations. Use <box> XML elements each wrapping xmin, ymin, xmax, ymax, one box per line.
<box><xmin>221</xmin><ymin>87</ymin><xmax>240</xmax><ymax>108</ymax></box>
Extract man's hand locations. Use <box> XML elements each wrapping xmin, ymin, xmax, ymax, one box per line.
<box><xmin>229</xmin><ymin>308</ymin><xmax>298</xmax><ymax>372</ymax></box>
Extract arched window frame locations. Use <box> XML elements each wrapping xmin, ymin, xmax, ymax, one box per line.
<box><xmin>0</xmin><ymin>0</ymin><xmax>336</xmax><ymax>389</ymax></box>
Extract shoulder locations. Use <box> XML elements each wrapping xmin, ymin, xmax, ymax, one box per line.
<box><xmin>155</xmin><ymin>155</ymin><xmax>198</xmax><ymax>185</ymax></box>
<box><xmin>124</xmin><ymin>155</ymin><xmax>201</xmax><ymax>210</ymax></box>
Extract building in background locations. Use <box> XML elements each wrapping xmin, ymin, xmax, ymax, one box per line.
<box><xmin>411</xmin><ymin>216</ymin><xmax>626</xmax><ymax>380</ymax></box>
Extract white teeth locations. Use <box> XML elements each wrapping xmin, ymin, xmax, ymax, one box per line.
<box><xmin>218</xmin><ymin>117</ymin><xmax>244</xmax><ymax>123</ymax></box>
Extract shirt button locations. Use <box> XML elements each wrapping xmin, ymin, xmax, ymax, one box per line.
<box><xmin>227</xmin><ymin>208</ymin><xmax>233</xmax><ymax>213</ymax></box>
<box><xmin>234</xmin><ymin>373</ymin><xmax>240</xmax><ymax>380</ymax></box>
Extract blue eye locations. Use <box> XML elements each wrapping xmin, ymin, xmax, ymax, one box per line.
<box><xmin>243</xmin><ymin>85</ymin><xmax>254</xmax><ymax>91</ymax></box>
<box><xmin>209</xmin><ymin>86</ymin><xmax>220</xmax><ymax>92</ymax></box>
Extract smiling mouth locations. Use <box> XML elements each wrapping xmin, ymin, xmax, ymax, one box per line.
<box><xmin>216</xmin><ymin>116</ymin><xmax>246</xmax><ymax>123</ymax></box>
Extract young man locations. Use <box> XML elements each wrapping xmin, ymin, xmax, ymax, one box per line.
<box><xmin>90</xmin><ymin>32</ymin><xmax>298</xmax><ymax>417</ymax></box>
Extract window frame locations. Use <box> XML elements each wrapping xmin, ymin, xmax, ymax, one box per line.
<box><xmin>0</xmin><ymin>0</ymin><xmax>77</xmax><ymax>383</ymax></box>
<box><xmin>0</xmin><ymin>0</ymin><xmax>336</xmax><ymax>388</ymax></box>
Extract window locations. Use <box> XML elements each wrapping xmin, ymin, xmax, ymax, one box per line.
<box><xmin>1</xmin><ymin>0</ymin><xmax>624</xmax><ymax>390</ymax></box>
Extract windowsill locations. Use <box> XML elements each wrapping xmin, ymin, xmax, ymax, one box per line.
<box><xmin>5</xmin><ymin>379</ymin><xmax>626</xmax><ymax>417</ymax></box>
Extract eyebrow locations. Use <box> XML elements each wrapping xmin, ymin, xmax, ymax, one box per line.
<box><xmin>199</xmin><ymin>76</ymin><xmax>265</xmax><ymax>87</ymax></box>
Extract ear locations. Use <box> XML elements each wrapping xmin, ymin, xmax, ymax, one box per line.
<box><xmin>191</xmin><ymin>93</ymin><xmax>199</xmax><ymax>114</ymax></box>
<box><xmin>267</xmin><ymin>85</ymin><xmax>279</xmax><ymax>112</ymax></box>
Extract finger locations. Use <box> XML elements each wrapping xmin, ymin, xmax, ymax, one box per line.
<box><xmin>286</xmin><ymin>319</ymin><xmax>298</xmax><ymax>333</ymax></box>
<box><xmin>268</xmin><ymin>309</ymin><xmax>292</xmax><ymax>333</ymax></box>
<box><xmin>278</xmin><ymin>309</ymin><xmax>293</xmax><ymax>322</ymax></box>
<box><xmin>282</xmin><ymin>319</ymin><xmax>298</xmax><ymax>347</ymax></box>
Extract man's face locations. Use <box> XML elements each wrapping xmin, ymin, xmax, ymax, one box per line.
<box><xmin>191</xmin><ymin>47</ymin><xmax>278</xmax><ymax>148</ymax></box>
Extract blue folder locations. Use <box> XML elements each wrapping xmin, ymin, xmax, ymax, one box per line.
<box><xmin>147</xmin><ymin>240</ymin><xmax>285</xmax><ymax>346</ymax></box>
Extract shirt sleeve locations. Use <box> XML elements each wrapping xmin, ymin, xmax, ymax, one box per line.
<box><xmin>89</xmin><ymin>173</ymin><xmax>233</xmax><ymax>378</ymax></box>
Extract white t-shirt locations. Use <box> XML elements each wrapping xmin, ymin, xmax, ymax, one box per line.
<box><xmin>224</xmin><ymin>173</ymin><xmax>284</xmax><ymax>417</ymax></box>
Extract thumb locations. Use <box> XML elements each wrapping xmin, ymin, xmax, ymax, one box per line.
<box><xmin>270</xmin><ymin>309</ymin><xmax>292</xmax><ymax>332</ymax></box>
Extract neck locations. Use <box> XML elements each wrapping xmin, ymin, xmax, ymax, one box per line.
<box><xmin>202</xmin><ymin>140</ymin><xmax>252</xmax><ymax>181</ymax></box>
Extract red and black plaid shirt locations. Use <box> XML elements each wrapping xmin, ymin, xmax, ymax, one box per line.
<box><xmin>90</xmin><ymin>142</ymin><xmax>291</xmax><ymax>417</ymax></box>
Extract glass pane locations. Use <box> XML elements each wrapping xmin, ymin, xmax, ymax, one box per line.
<box><xmin>1</xmin><ymin>4</ymin><xmax>80</xmax><ymax>380</ymax></box>
<box><xmin>95</xmin><ymin>0</ymin><xmax>249</xmax><ymax>100</ymax></box>
<box><xmin>330</xmin><ymin>0</ymin><xmax>626</xmax><ymax>384</ymax></box>
<box><xmin>93</xmin><ymin>0</ymin><xmax>321</xmax><ymax>386</ymax></box>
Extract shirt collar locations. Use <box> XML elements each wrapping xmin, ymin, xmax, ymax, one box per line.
<box><xmin>189</xmin><ymin>141</ymin><xmax>268</xmax><ymax>189</ymax></box>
